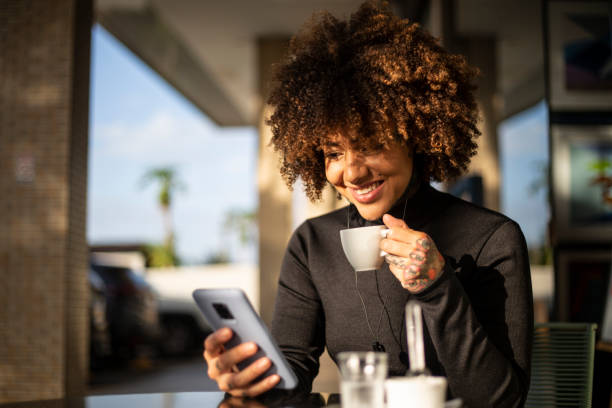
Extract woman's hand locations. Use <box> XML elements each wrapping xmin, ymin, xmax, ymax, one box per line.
<box><xmin>381</xmin><ymin>214</ymin><xmax>445</xmax><ymax>293</ymax></box>
<box><xmin>203</xmin><ymin>328</ymin><xmax>281</xmax><ymax>397</ymax></box>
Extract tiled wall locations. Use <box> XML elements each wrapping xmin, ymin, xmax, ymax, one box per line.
<box><xmin>0</xmin><ymin>0</ymin><xmax>91</xmax><ymax>402</ymax></box>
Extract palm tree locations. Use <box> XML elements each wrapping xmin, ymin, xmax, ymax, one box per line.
<box><xmin>203</xmin><ymin>209</ymin><xmax>256</xmax><ymax>265</ymax></box>
<box><xmin>589</xmin><ymin>159</ymin><xmax>612</xmax><ymax>175</ymax></box>
<box><xmin>223</xmin><ymin>209</ymin><xmax>257</xmax><ymax>247</ymax></box>
<box><xmin>589</xmin><ymin>159</ymin><xmax>612</xmax><ymax>205</ymax></box>
<box><xmin>140</xmin><ymin>167</ymin><xmax>185</xmax><ymax>263</ymax></box>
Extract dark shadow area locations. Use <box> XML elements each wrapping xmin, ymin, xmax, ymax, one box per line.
<box><xmin>88</xmin><ymin>355</ymin><xmax>218</xmax><ymax>395</ymax></box>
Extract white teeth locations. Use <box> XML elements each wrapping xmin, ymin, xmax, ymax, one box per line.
<box><xmin>356</xmin><ymin>182</ymin><xmax>380</xmax><ymax>194</ymax></box>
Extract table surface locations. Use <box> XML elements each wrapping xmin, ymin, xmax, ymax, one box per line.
<box><xmin>0</xmin><ymin>392</ymin><xmax>466</xmax><ymax>408</ymax></box>
<box><xmin>0</xmin><ymin>392</ymin><xmax>337</xmax><ymax>408</ymax></box>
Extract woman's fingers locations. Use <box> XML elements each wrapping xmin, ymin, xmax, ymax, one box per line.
<box><xmin>389</xmin><ymin>264</ymin><xmax>429</xmax><ymax>291</ymax></box>
<box><xmin>381</xmin><ymin>214</ymin><xmax>426</xmax><ymax>249</ymax></box>
<box><xmin>204</xmin><ymin>328</ymin><xmax>233</xmax><ymax>358</ymax></box>
<box><xmin>382</xmin><ymin>213</ymin><xmax>445</xmax><ymax>293</ymax></box>
<box><xmin>204</xmin><ymin>328</ymin><xmax>234</xmax><ymax>379</ymax></box>
<box><xmin>388</xmin><ymin>263</ymin><xmax>404</xmax><ymax>282</ymax></box>
<box><xmin>202</xmin><ymin>329</ymin><xmax>278</xmax><ymax>396</ymax></box>
<box><xmin>228</xmin><ymin>357</ymin><xmax>272</xmax><ymax>389</ymax></box>
<box><xmin>228</xmin><ymin>373</ymin><xmax>281</xmax><ymax>398</ymax></box>
<box><xmin>215</xmin><ymin>342</ymin><xmax>258</xmax><ymax>373</ymax></box>
<box><xmin>381</xmin><ymin>238</ymin><xmax>413</xmax><ymax>258</ymax></box>
<box><xmin>382</xmin><ymin>213</ymin><xmax>407</xmax><ymax>228</ymax></box>
<box><xmin>216</xmin><ymin>357</ymin><xmax>280</xmax><ymax>397</ymax></box>
<box><xmin>219</xmin><ymin>366</ymin><xmax>280</xmax><ymax>396</ymax></box>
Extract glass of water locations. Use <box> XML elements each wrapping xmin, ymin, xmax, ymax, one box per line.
<box><xmin>338</xmin><ymin>351</ymin><xmax>387</xmax><ymax>408</ymax></box>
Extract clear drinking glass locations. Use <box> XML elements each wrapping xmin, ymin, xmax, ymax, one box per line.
<box><xmin>337</xmin><ymin>351</ymin><xmax>387</xmax><ymax>408</ymax></box>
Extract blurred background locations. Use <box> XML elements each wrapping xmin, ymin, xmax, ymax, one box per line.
<box><xmin>1</xmin><ymin>0</ymin><xmax>611</xmax><ymax>406</ymax></box>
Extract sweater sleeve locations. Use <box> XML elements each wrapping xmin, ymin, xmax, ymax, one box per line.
<box><xmin>270</xmin><ymin>227</ymin><xmax>326</xmax><ymax>394</ymax></box>
<box><xmin>415</xmin><ymin>220</ymin><xmax>533</xmax><ymax>408</ymax></box>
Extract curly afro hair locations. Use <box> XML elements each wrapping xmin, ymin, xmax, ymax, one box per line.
<box><xmin>267</xmin><ymin>0</ymin><xmax>480</xmax><ymax>201</ymax></box>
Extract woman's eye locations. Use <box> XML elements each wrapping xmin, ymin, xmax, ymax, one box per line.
<box><xmin>324</xmin><ymin>151</ymin><xmax>342</xmax><ymax>160</ymax></box>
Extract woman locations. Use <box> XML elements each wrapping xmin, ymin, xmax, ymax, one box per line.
<box><xmin>204</xmin><ymin>1</ymin><xmax>533</xmax><ymax>406</ymax></box>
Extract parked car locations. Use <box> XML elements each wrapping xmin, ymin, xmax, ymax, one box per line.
<box><xmin>156</xmin><ymin>297</ymin><xmax>212</xmax><ymax>357</ymax></box>
<box><xmin>145</xmin><ymin>264</ymin><xmax>257</xmax><ymax>357</ymax></box>
<box><xmin>90</xmin><ymin>263</ymin><xmax>161</xmax><ymax>362</ymax></box>
<box><xmin>89</xmin><ymin>268</ymin><xmax>111</xmax><ymax>369</ymax></box>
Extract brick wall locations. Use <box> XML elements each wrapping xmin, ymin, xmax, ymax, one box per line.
<box><xmin>0</xmin><ymin>0</ymin><xmax>91</xmax><ymax>402</ymax></box>
<box><xmin>65</xmin><ymin>0</ymin><xmax>92</xmax><ymax>398</ymax></box>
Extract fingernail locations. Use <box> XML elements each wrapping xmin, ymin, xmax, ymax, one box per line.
<box><xmin>258</xmin><ymin>358</ymin><xmax>270</xmax><ymax>368</ymax></box>
<box><xmin>247</xmin><ymin>342</ymin><xmax>258</xmax><ymax>351</ymax></box>
<box><xmin>269</xmin><ymin>374</ymin><xmax>280</xmax><ymax>383</ymax></box>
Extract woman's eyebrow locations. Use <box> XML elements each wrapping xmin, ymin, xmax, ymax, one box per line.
<box><xmin>322</xmin><ymin>142</ymin><xmax>341</xmax><ymax>149</ymax></box>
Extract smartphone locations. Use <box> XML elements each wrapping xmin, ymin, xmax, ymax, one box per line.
<box><xmin>193</xmin><ymin>288</ymin><xmax>298</xmax><ymax>390</ymax></box>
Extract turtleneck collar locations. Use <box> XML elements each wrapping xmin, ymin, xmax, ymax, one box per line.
<box><xmin>346</xmin><ymin>174</ymin><xmax>443</xmax><ymax>230</ymax></box>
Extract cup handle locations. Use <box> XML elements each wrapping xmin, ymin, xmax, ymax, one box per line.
<box><xmin>380</xmin><ymin>229</ymin><xmax>391</xmax><ymax>258</ymax></box>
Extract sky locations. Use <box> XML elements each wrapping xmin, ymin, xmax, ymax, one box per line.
<box><xmin>87</xmin><ymin>24</ymin><xmax>550</xmax><ymax>265</ymax></box>
<box><xmin>499</xmin><ymin>101</ymin><xmax>550</xmax><ymax>247</ymax></box>
<box><xmin>88</xmin><ymin>25</ymin><xmax>257</xmax><ymax>264</ymax></box>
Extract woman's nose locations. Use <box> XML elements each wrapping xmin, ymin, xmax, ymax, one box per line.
<box><xmin>344</xmin><ymin>150</ymin><xmax>368</xmax><ymax>183</ymax></box>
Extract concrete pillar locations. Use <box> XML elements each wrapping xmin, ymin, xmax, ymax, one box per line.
<box><xmin>255</xmin><ymin>39</ymin><xmax>346</xmax><ymax>394</ymax></box>
<box><xmin>0</xmin><ymin>0</ymin><xmax>92</xmax><ymax>402</ymax></box>
<box><xmin>256</xmin><ymin>37</ymin><xmax>292</xmax><ymax>325</ymax></box>
<box><xmin>427</xmin><ymin>0</ymin><xmax>500</xmax><ymax>211</ymax></box>
<box><xmin>463</xmin><ymin>37</ymin><xmax>500</xmax><ymax>211</ymax></box>
<box><xmin>426</xmin><ymin>0</ymin><xmax>456</xmax><ymax>49</ymax></box>
<box><xmin>256</xmin><ymin>36</ymin><xmax>348</xmax><ymax>323</ymax></box>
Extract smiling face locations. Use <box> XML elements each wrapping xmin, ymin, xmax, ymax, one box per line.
<box><xmin>323</xmin><ymin>136</ymin><xmax>414</xmax><ymax>220</ymax></box>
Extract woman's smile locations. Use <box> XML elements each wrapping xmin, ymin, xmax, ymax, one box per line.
<box><xmin>323</xmin><ymin>137</ymin><xmax>414</xmax><ymax>220</ymax></box>
<box><xmin>349</xmin><ymin>180</ymin><xmax>385</xmax><ymax>203</ymax></box>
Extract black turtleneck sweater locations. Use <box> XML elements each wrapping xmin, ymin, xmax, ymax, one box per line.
<box><xmin>270</xmin><ymin>184</ymin><xmax>533</xmax><ymax>408</ymax></box>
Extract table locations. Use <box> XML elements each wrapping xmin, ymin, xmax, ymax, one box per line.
<box><xmin>0</xmin><ymin>392</ymin><xmax>468</xmax><ymax>408</ymax></box>
<box><xmin>0</xmin><ymin>392</ymin><xmax>336</xmax><ymax>408</ymax></box>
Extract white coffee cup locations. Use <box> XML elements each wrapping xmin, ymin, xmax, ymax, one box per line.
<box><xmin>340</xmin><ymin>225</ymin><xmax>390</xmax><ymax>271</ymax></box>
<box><xmin>385</xmin><ymin>376</ymin><xmax>447</xmax><ymax>408</ymax></box>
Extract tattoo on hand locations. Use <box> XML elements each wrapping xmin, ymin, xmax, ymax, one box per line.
<box><xmin>385</xmin><ymin>235</ymin><xmax>444</xmax><ymax>292</ymax></box>
<box><xmin>407</xmin><ymin>264</ymin><xmax>419</xmax><ymax>276</ymax></box>
<box><xmin>385</xmin><ymin>254</ymin><xmax>409</xmax><ymax>268</ymax></box>
<box><xmin>417</xmin><ymin>238</ymin><xmax>431</xmax><ymax>250</ymax></box>
<box><xmin>404</xmin><ymin>278</ymin><xmax>429</xmax><ymax>292</ymax></box>
<box><xmin>409</xmin><ymin>251</ymin><xmax>424</xmax><ymax>262</ymax></box>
